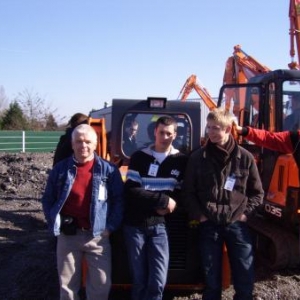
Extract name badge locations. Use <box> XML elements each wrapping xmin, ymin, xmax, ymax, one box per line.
<box><xmin>98</xmin><ymin>182</ymin><xmax>107</xmax><ymax>201</ymax></box>
<box><xmin>148</xmin><ymin>163</ymin><xmax>159</xmax><ymax>177</ymax></box>
<box><xmin>224</xmin><ymin>176</ymin><xmax>236</xmax><ymax>191</ymax></box>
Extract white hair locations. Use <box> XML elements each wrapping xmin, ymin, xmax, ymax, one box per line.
<box><xmin>71</xmin><ymin>124</ymin><xmax>97</xmax><ymax>144</ymax></box>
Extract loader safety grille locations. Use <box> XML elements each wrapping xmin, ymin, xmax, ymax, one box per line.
<box><xmin>166</xmin><ymin>212</ymin><xmax>189</xmax><ymax>270</ymax></box>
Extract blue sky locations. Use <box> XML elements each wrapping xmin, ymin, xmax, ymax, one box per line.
<box><xmin>0</xmin><ymin>1</ymin><xmax>290</xmax><ymax>123</ymax></box>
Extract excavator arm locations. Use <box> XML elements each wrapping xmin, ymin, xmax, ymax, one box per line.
<box><xmin>223</xmin><ymin>45</ymin><xmax>271</xmax><ymax>85</ymax></box>
<box><xmin>178</xmin><ymin>74</ymin><xmax>217</xmax><ymax>110</ymax></box>
<box><xmin>222</xmin><ymin>45</ymin><xmax>271</xmax><ymax>115</ymax></box>
<box><xmin>289</xmin><ymin>0</ymin><xmax>300</xmax><ymax>69</ymax></box>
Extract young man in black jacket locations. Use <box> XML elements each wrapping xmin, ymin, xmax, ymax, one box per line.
<box><xmin>182</xmin><ymin>108</ymin><xmax>264</xmax><ymax>300</ymax></box>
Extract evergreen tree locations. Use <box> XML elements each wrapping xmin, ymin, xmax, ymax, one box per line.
<box><xmin>1</xmin><ymin>101</ymin><xmax>28</xmax><ymax>130</ymax></box>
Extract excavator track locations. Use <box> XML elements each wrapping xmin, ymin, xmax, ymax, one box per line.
<box><xmin>248</xmin><ymin>216</ymin><xmax>300</xmax><ymax>270</ymax></box>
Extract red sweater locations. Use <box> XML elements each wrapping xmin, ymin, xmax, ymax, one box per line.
<box><xmin>61</xmin><ymin>159</ymin><xmax>94</xmax><ymax>228</ymax></box>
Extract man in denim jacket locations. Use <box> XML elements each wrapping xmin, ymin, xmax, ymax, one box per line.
<box><xmin>42</xmin><ymin>124</ymin><xmax>124</xmax><ymax>300</ymax></box>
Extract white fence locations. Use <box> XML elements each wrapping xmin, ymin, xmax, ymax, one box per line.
<box><xmin>0</xmin><ymin>131</ymin><xmax>64</xmax><ymax>153</ymax></box>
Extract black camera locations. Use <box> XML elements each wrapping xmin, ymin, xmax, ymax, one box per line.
<box><xmin>60</xmin><ymin>215</ymin><xmax>77</xmax><ymax>235</ymax></box>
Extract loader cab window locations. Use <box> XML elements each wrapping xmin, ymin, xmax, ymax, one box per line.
<box><xmin>282</xmin><ymin>81</ymin><xmax>300</xmax><ymax>131</ymax></box>
<box><xmin>121</xmin><ymin>113</ymin><xmax>192</xmax><ymax>157</ymax></box>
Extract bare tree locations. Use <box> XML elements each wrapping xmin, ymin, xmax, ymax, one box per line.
<box><xmin>15</xmin><ymin>88</ymin><xmax>63</xmax><ymax>130</ymax></box>
<box><xmin>15</xmin><ymin>89</ymin><xmax>45</xmax><ymax>129</ymax></box>
<box><xmin>0</xmin><ymin>85</ymin><xmax>8</xmax><ymax>113</ymax></box>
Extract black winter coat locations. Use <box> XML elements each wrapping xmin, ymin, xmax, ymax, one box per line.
<box><xmin>182</xmin><ymin>143</ymin><xmax>264</xmax><ymax>224</ymax></box>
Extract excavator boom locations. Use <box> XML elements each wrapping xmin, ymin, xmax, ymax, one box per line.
<box><xmin>221</xmin><ymin>45</ymin><xmax>271</xmax><ymax>114</ymax></box>
<box><xmin>178</xmin><ymin>74</ymin><xmax>216</xmax><ymax>110</ymax></box>
<box><xmin>223</xmin><ymin>45</ymin><xmax>271</xmax><ymax>85</ymax></box>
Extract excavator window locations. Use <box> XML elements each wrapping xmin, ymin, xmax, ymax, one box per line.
<box><xmin>121</xmin><ymin>112</ymin><xmax>192</xmax><ymax>157</ymax></box>
<box><xmin>282</xmin><ymin>81</ymin><xmax>300</xmax><ymax>131</ymax></box>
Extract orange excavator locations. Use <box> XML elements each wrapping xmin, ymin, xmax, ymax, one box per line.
<box><xmin>214</xmin><ymin>1</ymin><xmax>300</xmax><ymax>271</ymax></box>
<box><xmin>178</xmin><ymin>74</ymin><xmax>217</xmax><ymax>110</ymax></box>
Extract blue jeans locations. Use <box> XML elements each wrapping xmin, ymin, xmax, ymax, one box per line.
<box><xmin>199</xmin><ymin>220</ymin><xmax>254</xmax><ymax>300</ymax></box>
<box><xmin>123</xmin><ymin>223</ymin><xmax>169</xmax><ymax>300</ymax></box>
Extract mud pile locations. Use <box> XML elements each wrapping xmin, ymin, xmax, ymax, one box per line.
<box><xmin>0</xmin><ymin>152</ymin><xmax>52</xmax><ymax>198</ymax></box>
<box><xmin>1</xmin><ymin>152</ymin><xmax>300</xmax><ymax>300</ymax></box>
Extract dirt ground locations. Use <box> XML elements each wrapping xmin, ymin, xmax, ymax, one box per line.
<box><xmin>1</xmin><ymin>152</ymin><xmax>300</xmax><ymax>300</ymax></box>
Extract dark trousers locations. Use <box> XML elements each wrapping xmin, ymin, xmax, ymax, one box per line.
<box><xmin>199</xmin><ymin>220</ymin><xmax>254</xmax><ymax>300</ymax></box>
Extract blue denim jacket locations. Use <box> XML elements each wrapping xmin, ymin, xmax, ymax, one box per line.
<box><xmin>42</xmin><ymin>154</ymin><xmax>124</xmax><ymax>237</ymax></box>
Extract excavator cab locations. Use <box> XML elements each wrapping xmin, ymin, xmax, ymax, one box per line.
<box><xmin>218</xmin><ymin>69</ymin><xmax>300</xmax><ymax>269</ymax></box>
